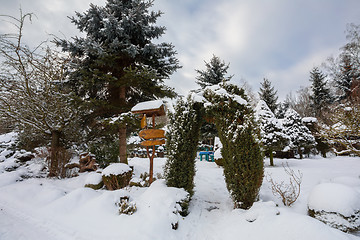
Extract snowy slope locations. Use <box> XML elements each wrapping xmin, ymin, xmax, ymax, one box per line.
<box><xmin>0</xmin><ymin>155</ymin><xmax>360</xmax><ymax>239</ymax></box>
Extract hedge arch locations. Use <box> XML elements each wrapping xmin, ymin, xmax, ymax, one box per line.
<box><xmin>165</xmin><ymin>82</ymin><xmax>264</xmax><ymax>210</ymax></box>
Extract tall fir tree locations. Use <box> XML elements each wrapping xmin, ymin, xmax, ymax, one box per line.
<box><xmin>56</xmin><ymin>0</ymin><xmax>181</xmax><ymax>164</ymax></box>
<box><xmin>283</xmin><ymin>108</ymin><xmax>316</xmax><ymax>159</ymax></box>
<box><xmin>164</xmin><ymin>96</ymin><xmax>202</xmax><ymax>196</ymax></box>
<box><xmin>255</xmin><ymin>100</ymin><xmax>290</xmax><ymax>166</ymax></box>
<box><xmin>309</xmin><ymin>67</ymin><xmax>332</xmax><ymax>118</ymax></box>
<box><xmin>195</xmin><ymin>55</ymin><xmax>233</xmax><ymax>89</ymax></box>
<box><xmin>258</xmin><ymin>78</ymin><xmax>279</xmax><ymax>113</ymax></box>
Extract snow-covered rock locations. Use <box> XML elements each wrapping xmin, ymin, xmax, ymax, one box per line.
<box><xmin>308</xmin><ymin>182</ymin><xmax>360</xmax><ymax>232</ymax></box>
<box><xmin>84</xmin><ymin>172</ymin><xmax>104</xmax><ymax>190</ymax></box>
<box><xmin>102</xmin><ymin>163</ymin><xmax>133</xmax><ymax>190</ymax></box>
<box><xmin>102</xmin><ymin>163</ymin><xmax>132</xmax><ymax>177</ymax></box>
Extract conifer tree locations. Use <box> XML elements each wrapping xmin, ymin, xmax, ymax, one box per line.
<box><xmin>275</xmin><ymin>101</ymin><xmax>289</xmax><ymax>119</ymax></box>
<box><xmin>164</xmin><ymin>97</ymin><xmax>202</xmax><ymax>196</ymax></box>
<box><xmin>255</xmin><ymin>100</ymin><xmax>290</xmax><ymax>166</ymax></box>
<box><xmin>283</xmin><ymin>108</ymin><xmax>316</xmax><ymax>159</ymax></box>
<box><xmin>258</xmin><ymin>78</ymin><xmax>279</xmax><ymax>113</ymax></box>
<box><xmin>309</xmin><ymin>67</ymin><xmax>332</xmax><ymax>118</ymax></box>
<box><xmin>195</xmin><ymin>55</ymin><xmax>233</xmax><ymax>89</ymax></box>
<box><xmin>336</xmin><ymin>54</ymin><xmax>360</xmax><ymax>101</ymax></box>
<box><xmin>204</xmin><ymin>82</ymin><xmax>263</xmax><ymax>209</ymax></box>
<box><xmin>195</xmin><ymin>55</ymin><xmax>232</xmax><ymax>145</ymax></box>
<box><xmin>56</xmin><ymin>0</ymin><xmax>181</xmax><ymax>164</ymax></box>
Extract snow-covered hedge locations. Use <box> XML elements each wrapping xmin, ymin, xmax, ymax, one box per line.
<box><xmin>308</xmin><ymin>182</ymin><xmax>360</xmax><ymax>232</ymax></box>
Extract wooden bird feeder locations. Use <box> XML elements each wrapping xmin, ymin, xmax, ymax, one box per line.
<box><xmin>131</xmin><ymin>100</ymin><xmax>166</xmax><ymax>184</ymax></box>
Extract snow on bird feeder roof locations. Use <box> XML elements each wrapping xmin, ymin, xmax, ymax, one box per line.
<box><xmin>131</xmin><ymin>100</ymin><xmax>166</xmax><ymax>116</ymax></box>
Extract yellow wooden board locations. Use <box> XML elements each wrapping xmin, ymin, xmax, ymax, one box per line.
<box><xmin>139</xmin><ymin>129</ymin><xmax>165</xmax><ymax>140</ymax></box>
<box><xmin>141</xmin><ymin>115</ymin><xmax>147</xmax><ymax>129</ymax></box>
<box><xmin>140</xmin><ymin>139</ymin><xmax>165</xmax><ymax>147</ymax></box>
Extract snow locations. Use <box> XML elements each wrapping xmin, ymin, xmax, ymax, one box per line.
<box><xmin>0</xmin><ymin>132</ymin><xmax>17</xmax><ymax>145</ymax></box>
<box><xmin>127</xmin><ymin>135</ymin><xmax>141</xmax><ymax>145</ymax></box>
<box><xmin>131</xmin><ymin>100</ymin><xmax>164</xmax><ymax>112</ymax></box>
<box><xmin>205</xmin><ymin>84</ymin><xmax>248</xmax><ymax>105</ymax></box>
<box><xmin>102</xmin><ymin>163</ymin><xmax>132</xmax><ymax>176</ymax></box>
<box><xmin>302</xmin><ymin>117</ymin><xmax>318</xmax><ymax>123</ymax></box>
<box><xmin>85</xmin><ymin>172</ymin><xmax>103</xmax><ymax>185</ymax></box>
<box><xmin>214</xmin><ymin>137</ymin><xmax>223</xmax><ymax>160</ymax></box>
<box><xmin>308</xmin><ymin>183</ymin><xmax>360</xmax><ymax>217</ymax></box>
<box><xmin>1</xmin><ymin>130</ymin><xmax>360</xmax><ymax>240</ymax></box>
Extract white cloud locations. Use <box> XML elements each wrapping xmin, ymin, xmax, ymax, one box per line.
<box><xmin>1</xmin><ymin>0</ymin><xmax>360</xmax><ymax>99</ymax></box>
<box><xmin>267</xmin><ymin>46</ymin><xmax>342</xmax><ymax>100</ymax></box>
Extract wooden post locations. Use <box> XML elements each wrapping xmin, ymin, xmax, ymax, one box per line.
<box><xmin>148</xmin><ymin>113</ymin><xmax>156</xmax><ymax>184</ymax></box>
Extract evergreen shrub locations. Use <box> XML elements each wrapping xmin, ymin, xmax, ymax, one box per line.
<box><xmin>204</xmin><ymin>82</ymin><xmax>264</xmax><ymax>209</ymax></box>
<box><xmin>164</xmin><ymin>97</ymin><xmax>202</xmax><ymax>196</ymax></box>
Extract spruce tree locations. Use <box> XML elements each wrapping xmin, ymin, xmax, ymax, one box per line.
<box><xmin>195</xmin><ymin>55</ymin><xmax>233</xmax><ymax>145</ymax></box>
<box><xmin>336</xmin><ymin>54</ymin><xmax>360</xmax><ymax>101</ymax></box>
<box><xmin>255</xmin><ymin>100</ymin><xmax>290</xmax><ymax>166</ymax></box>
<box><xmin>56</xmin><ymin>0</ymin><xmax>181</xmax><ymax>164</ymax></box>
<box><xmin>283</xmin><ymin>108</ymin><xmax>316</xmax><ymax>159</ymax></box>
<box><xmin>164</xmin><ymin>97</ymin><xmax>202</xmax><ymax>196</ymax></box>
<box><xmin>204</xmin><ymin>82</ymin><xmax>263</xmax><ymax>209</ymax></box>
<box><xmin>195</xmin><ymin>55</ymin><xmax>233</xmax><ymax>89</ymax></box>
<box><xmin>275</xmin><ymin>101</ymin><xmax>289</xmax><ymax>119</ymax></box>
<box><xmin>309</xmin><ymin>67</ymin><xmax>332</xmax><ymax>118</ymax></box>
<box><xmin>258</xmin><ymin>78</ymin><xmax>279</xmax><ymax>113</ymax></box>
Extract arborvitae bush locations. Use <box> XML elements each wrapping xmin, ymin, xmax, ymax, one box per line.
<box><xmin>204</xmin><ymin>82</ymin><xmax>264</xmax><ymax>209</ymax></box>
<box><xmin>164</xmin><ymin>97</ymin><xmax>202</xmax><ymax>196</ymax></box>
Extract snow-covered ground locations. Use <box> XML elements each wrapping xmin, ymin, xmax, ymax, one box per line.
<box><xmin>1</xmin><ymin>143</ymin><xmax>360</xmax><ymax>239</ymax></box>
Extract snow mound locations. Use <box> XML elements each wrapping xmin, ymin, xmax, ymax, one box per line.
<box><xmin>136</xmin><ymin>179</ymin><xmax>189</xmax><ymax>228</ymax></box>
<box><xmin>308</xmin><ymin>183</ymin><xmax>360</xmax><ymax>217</ymax></box>
<box><xmin>85</xmin><ymin>172</ymin><xmax>103</xmax><ymax>185</ymax></box>
<box><xmin>308</xmin><ymin>182</ymin><xmax>360</xmax><ymax>232</ymax></box>
<box><xmin>243</xmin><ymin>201</ymin><xmax>280</xmax><ymax>222</ymax></box>
<box><xmin>102</xmin><ymin>163</ymin><xmax>132</xmax><ymax>176</ymax></box>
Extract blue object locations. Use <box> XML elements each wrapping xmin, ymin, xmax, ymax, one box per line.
<box><xmin>199</xmin><ymin>151</ymin><xmax>214</xmax><ymax>162</ymax></box>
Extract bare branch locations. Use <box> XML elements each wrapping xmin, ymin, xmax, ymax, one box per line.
<box><xmin>266</xmin><ymin>162</ymin><xmax>303</xmax><ymax>206</ymax></box>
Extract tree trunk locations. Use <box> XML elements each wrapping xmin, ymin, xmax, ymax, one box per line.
<box><xmin>119</xmin><ymin>86</ymin><xmax>128</xmax><ymax>164</ymax></box>
<box><xmin>49</xmin><ymin>130</ymin><xmax>61</xmax><ymax>177</ymax></box>
<box><xmin>298</xmin><ymin>147</ymin><xmax>303</xmax><ymax>159</ymax></box>
<box><xmin>269</xmin><ymin>149</ymin><xmax>274</xmax><ymax>166</ymax></box>
<box><xmin>119</xmin><ymin>126</ymin><xmax>127</xmax><ymax>164</ymax></box>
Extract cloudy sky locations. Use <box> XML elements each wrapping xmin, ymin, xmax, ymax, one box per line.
<box><xmin>1</xmin><ymin>0</ymin><xmax>360</xmax><ymax>100</ymax></box>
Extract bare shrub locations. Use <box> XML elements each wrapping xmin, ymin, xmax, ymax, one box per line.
<box><xmin>266</xmin><ymin>162</ymin><xmax>303</xmax><ymax>206</ymax></box>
